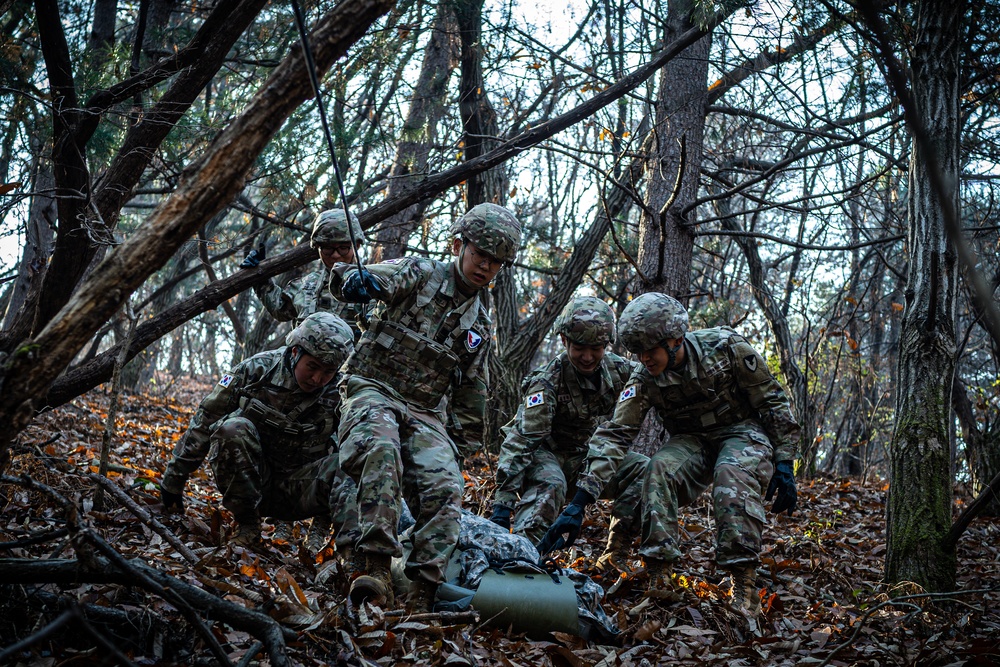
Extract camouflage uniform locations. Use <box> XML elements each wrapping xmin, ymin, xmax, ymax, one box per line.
<box><xmin>253</xmin><ymin>208</ymin><xmax>366</xmax><ymax>333</ymax></box>
<box><xmin>495</xmin><ymin>351</ymin><xmax>648</xmax><ymax>543</ymax></box>
<box><xmin>329</xmin><ymin>203</ymin><xmax>521</xmax><ymax>587</ymax></box>
<box><xmin>578</xmin><ymin>296</ymin><xmax>799</xmax><ymax>568</ymax></box>
<box><xmin>254</xmin><ymin>267</ymin><xmax>365</xmax><ymax>331</ymax></box>
<box><xmin>161</xmin><ymin>319</ymin><xmax>359</xmax><ymax>547</ymax></box>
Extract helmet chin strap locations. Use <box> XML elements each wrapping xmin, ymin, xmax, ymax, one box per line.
<box><xmin>287</xmin><ymin>345</ymin><xmax>304</xmax><ymax>371</ymax></box>
<box><xmin>665</xmin><ymin>339</ymin><xmax>684</xmax><ymax>370</ymax></box>
<box><xmin>453</xmin><ymin>240</ymin><xmax>481</xmax><ymax>292</ymax></box>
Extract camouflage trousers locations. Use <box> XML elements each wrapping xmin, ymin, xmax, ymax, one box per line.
<box><xmin>206</xmin><ymin>416</ymin><xmax>360</xmax><ymax>549</ymax></box>
<box><xmin>505</xmin><ymin>448</ymin><xmax>648</xmax><ymax>544</ymax></box>
<box><xmin>338</xmin><ymin>376</ymin><xmax>462</xmax><ymax>585</ymax></box>
<box><xmin>638</xmin><ymin>420</ymin><xmax>774</xmax><ymax>567</ymax></box>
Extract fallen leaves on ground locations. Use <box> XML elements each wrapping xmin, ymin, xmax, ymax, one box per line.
<box><xmin>1</xmin><ymin>379</ymin><xmax>998</xmax><ymax>666</ymax></box>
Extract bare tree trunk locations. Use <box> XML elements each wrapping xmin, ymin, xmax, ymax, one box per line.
<box><xmin>636</xmin><ymin>0</ymin><xmax>711</xmax><ymax>298</ymax></box>
<box><xmin>883</xmin><ymin>0</ymin><xmax>961</xmax><ymax>591</ymax></box>
<box><xmin>373</xmin><ymin>1</ymin><xmax>459</xmax><ymax>262</ymax></box>
<box><xmin>1</xmin><ymin>155</ymin><xmax>55</xmax><ymax>341</ymax></box>
<box><xmin>952</xmin><ymin>376</ymin><xmax>1000</xmax><ymax>516</ymax></box>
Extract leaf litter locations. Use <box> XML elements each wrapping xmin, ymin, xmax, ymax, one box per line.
<box><xmin>0</xmin><ymin>380</ymin><xmax>998</xmax><ymax>666</ymax></box>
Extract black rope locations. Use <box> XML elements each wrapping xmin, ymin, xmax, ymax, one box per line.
<box><xmin>289</xmin><ymin>0</ymin><xmax>365</xmax><ymax>274</ymax></box>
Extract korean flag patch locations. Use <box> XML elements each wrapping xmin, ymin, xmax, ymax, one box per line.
<box><xmin>525</xmin><ymin>391</ymin><xmax>545</xmax><ymax>408</ymax></box>
<box><xmin>466</xmin><ymin>329</ymin><xmax>484</xmax><ymax>352</ymax></box>
<box><xmin>219</xmin><ymin>373</ymin><xmax>234</xmax><ymax>388</ymax></box>
<box><xmin>619</xmin><ymin>384</ymin><xmax>637</xmax><ymax>402</ymax></box>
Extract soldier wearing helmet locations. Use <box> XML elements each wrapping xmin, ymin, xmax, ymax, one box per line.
<box><xmin>488</xmin><ymin>296</ymin><xmax>649</xmax><ymax>568</ymax></box>
<box><xmin>539</xmin><ymin>293</ymin><xmax>801</xmax><ymax>632</ymax></box>
<box><xmin>159</xmin><ymin>313</ymin><xmax>359</xmax><ymax>552</ymax></box>
<box><xmin>249</xmin><ymin>208</ymin><xmax>368</xmax><ymax>335</ymax></box>
<box><xmin>326</xmin><ymin>202</ymin><xmax>522</xmax><ymax>613</ymax></box>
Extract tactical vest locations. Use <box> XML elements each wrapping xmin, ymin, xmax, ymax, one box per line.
<box><xmin>345</xmin><ymin>266</ymin><xmax>485</xmax><ymax>409</ymax></box>
<box><xmin>234</xmin><ymin>355</ymin><xmax>338</xmax><ymax>462</ymax></box>
<box><xmin>550</xmin><ymin>355</ymin><xmax>635</xmax><ymax>453</ymax></box>
<box><xmin>655</xmin><ymin>330</ymin><xmax>752</xmax><ymax>433</ymax></box>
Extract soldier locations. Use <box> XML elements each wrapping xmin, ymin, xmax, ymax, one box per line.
<box><xmin>489</xmin><ymin>295</ymin><xmax>648</xmax><ymax>567</ymax></box>
<box><xmin>159</xmin><ymin>313</ymin><xmax>360</xmax><ymax>552</ymax></box>
<box><xmin>247</xmin><ymin>208</ymin><xmax>367</xmax><ymax>333</ymax></box>
<box><xmin>245</xmin><ymin>208</ymin><xmax>366</xmax><ymax>547</ymax></box>
<box><xmin>328</xmin><ymin>203</ymin><xmax>522</xmax><ymax>612</ymax></box>
<box><xmin>540</xmin><ymin>292</ymin><xmax>799</xmax><ymax>630</ymax></box>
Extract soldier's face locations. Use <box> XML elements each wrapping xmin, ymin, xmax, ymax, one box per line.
<box><xmin>318</xmin><ymin>243</ymin><xmax>356</xmax><ymax>268</ymax></box>
<box><xmin>453</xmin><ymin>238</ymin><xmax>502</xmax><ymax>288</ymax></box>
<box><xmin>564</xmin><ymin>338</ymin><xmax>606</xmax><ymax>375</ymax></box>
<box><xmin>292</xmin><ymin>350</ymin><xmax>339</xmax><ymax>392</ymax></box>
<box><xmin>639</xmin><ymin>338</ymin><xmax>686</xmax><ymax>375</ymax></box>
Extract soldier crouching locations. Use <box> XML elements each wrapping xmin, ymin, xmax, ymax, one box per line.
<box><xmin>159</xmin><ymin>313</ymin><xmax>359</xmax><ymax>554</ymax></box>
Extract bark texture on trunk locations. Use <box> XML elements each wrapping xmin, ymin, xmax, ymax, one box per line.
<box><xmin>636</xmin><ymin>0</ymin><xmax>711</xmax><ymax>298</ymax></box>
<box><xmin>885</xmin><ymin>0</ymin><xmax>961</xmax><ymax>591</ymax></box>
<box><xmin>373</xmin><ymin>2</ymin><xmax>459</xmax><ymax>261</ymax></box>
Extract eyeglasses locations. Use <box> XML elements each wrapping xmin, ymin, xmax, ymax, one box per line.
<box><xmin>318</xmin><ymin>244</ymin><xmax>354</xmax><ymax>257</ymax></box>
<box><xmin>469</xmin><ymin>245</ymin><xmax>502</xmax><ymax>270</ymax></box>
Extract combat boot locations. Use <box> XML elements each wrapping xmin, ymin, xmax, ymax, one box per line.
<box><xmin>231</xmin><ymin>522</ymin><xmax>264</xmax><ymax>550</ymax></box>
<box><xmin>349</xmin><ymin>553</ymin><xmax>395</xmax><ymax>608</ymax></box>
<box><xmin>727</xmin><ymin>564</ymin><xmax>762</xmax><ymax>634</ymax></box>
<box><xmin>643</xmin><ymin>558</ymin><xmax>682</xmax><ymax>601</ymax></box>
<box><xmin>305</xmin><ymin>515</ymin><xmax>333</xmax><ymax>554</ymax></box>
<box><xmin>595</xmin><ymin>531</ymin><xmax>632</xmax><ymax>572</ymax></box>
<box><xmin>404</xmin><ymin>578</ymin><xmax>438</xmax><ymax>615</ymax></box>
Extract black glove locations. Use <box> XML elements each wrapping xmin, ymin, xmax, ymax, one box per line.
<box><xmin>765</xmin><ymin>460</ymin><xmax>797</xmax><ymax>516</ymax></box>
<box><xmin>240</xmin><ymin>242</ymin><xmax>266</xmax><ymax>268</ymax></box>
<box><xmin>341</xmin><ymin>267</ymin><xmax>381</xmax><ymax>302</ymax></box>
<box><xmin>489</xmin><ymin>503</ymin><xmax>512</xmax><ymax>530</ymax></box>
<box><xmin>160</xmin><ymin>487</ymin><xmax>185</xmax><ymax>513</ymax></box>
<box><xmin>536</xmin><ymin>489</ymin><xmax>594</xmax><ymax>557</ymax></box>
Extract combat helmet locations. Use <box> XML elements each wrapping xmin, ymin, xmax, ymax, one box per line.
<box><xmin>617</xmin><ymin>292</ymin><xmax>689</xmax><ymax>353</ymax></box>
<box><xmin>286</xmin><ymin>312</ymin><xmax>355</xmax><ymax>367</ymax></box>
<box><xmin>311</xmin><ymin>208</ymin><xmax>363</xmax><ymax>248</ymax></box>
<box><xmin>556</xmin><ymin>295</ymin><xmax>617</xmax><ymax>345</ymax></box>
<box><xmin>449</xmin><ymin>203</ymin><xmax>522</xmax><ymax>264</ymax></box>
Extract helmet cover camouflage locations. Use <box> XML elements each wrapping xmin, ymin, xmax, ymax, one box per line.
<box><xmin>556</xmin><ymin>295</ymin><xmax>617</xmax><ymax>345</ymax></box>
<box><xmin>286</xmin><ymin>312</ymin><xmax>355</xmax><ymax>367</ymax></box>
<box><xmin>310</xmin><ymin>209</ymin><xmax>363</xmax><ymax>248</ymax></box>
<box><xmin>449</xmin><ymin>203</ymin><xmax>522</xmax><ymax>264</ymax></box>
<box><xmin>617</xmin><ymin>292</ymin><xmax>689</xmax><ymax>353</ymax></box>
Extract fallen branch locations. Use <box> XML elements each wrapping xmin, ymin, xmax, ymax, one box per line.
<box><xmin>84</xmin><ymin>472</ymin><xmax>199</xmax><ymax>564</ymax></box>
<box><xmin>383</xmin><ymin>610</ymin><xmax>480</xmax><ymax>624</ymax></box>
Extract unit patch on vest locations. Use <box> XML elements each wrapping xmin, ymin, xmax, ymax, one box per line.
<box><xmin>219</xmin><ymin>374</ymin><xmax>234</xmax><ymax>388</ymax></box>
<box><xmin>619</xmin><ymin>384</ymin><xmax>637</xmax><ymax>402</ymax></box>
<box><xmin>384</xmin><ymin>258</ymin><xmax>405</xmax><ymax>264</ymax></box>
<box><xmin>466</xmin><ymin>329</ymin><xmax>484</xmax><ymax>352</ymax></box>
<box><xmin>743</xmin><ymin>355</ymin><xmax>758</xmax><ymax>372</ymax></box>
<box><xmin>525</xmin><ymin>391</ymin><xmax>545</xmax><ymax>408</ymax></box>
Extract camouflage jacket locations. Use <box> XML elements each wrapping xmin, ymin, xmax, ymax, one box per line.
<box><xmin>254</xmin><ymin>266</ymin><xmax>365</xmax><ymax>335</ymax></box>
<box><xmin>578</xmin><ymin>327</ymin><xmax>801</xmax><ymax>499</ymax></box>
<box><xmin>161</xmin><ymin>347</ymin><xmax>341</xmax><ymax>493</ymax></box>
<box><xmin>329</xmin><ymin>257</ymin><xmax>491</xmax><ymax>454</ymax></box>
<box><xmin>494</xmin><ymin>351</ymin><xmax>638</xmax><ymax>504</ymax></box>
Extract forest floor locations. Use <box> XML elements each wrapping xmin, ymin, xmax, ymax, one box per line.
<box><xmin>1</xmin><ymin>379</ymin><xmax>999</xmax><ymax>667</ymax></box>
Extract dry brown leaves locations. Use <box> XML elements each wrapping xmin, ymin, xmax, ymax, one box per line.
<box><xmin>1</xmin><ymin>383</ymin><xmax>998</xmax><ymax>666</ymax></box>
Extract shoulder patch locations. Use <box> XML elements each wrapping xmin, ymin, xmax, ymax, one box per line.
<box><xmin>743</xmin><ymin>355</ymin><xmax>758</xmax><ymax>372</ymax></box>
<box><xmin>384</xmin><ymin>257</ymin><xmax>405</xmax><ymax>265</ymax></box>
<box><xmin>619</xmin><ymin>384</ymin><xmax>638</xmax><ymax>402</ymax></box>
<box><xmin>466</xmin><ymin>329</ymin><xmax>484</xmax><ymax>352</ymax></box>
<box><xmin>219</xmin><ymin>373</ymin><xmax>234</xmax><ymax>388</ymax></box>
<box><xmin>525</xmin><ymin>391</ymin><xmax>545</xmax><ymax>408</ymax></box>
